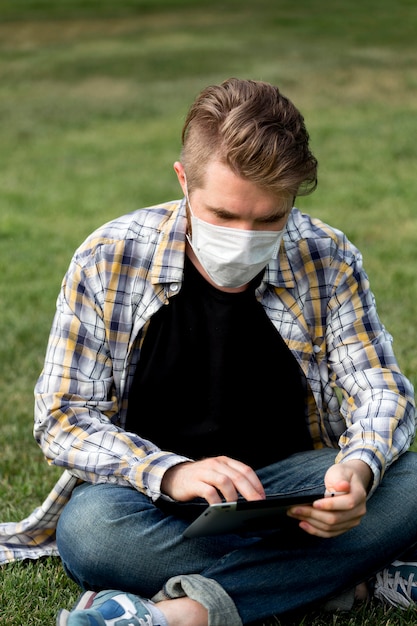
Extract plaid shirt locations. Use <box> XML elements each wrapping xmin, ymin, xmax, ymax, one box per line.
<box><xmin>1</xmin><ymin>200</ymin><xmax>415</xmax><ymax>564</ymax></box>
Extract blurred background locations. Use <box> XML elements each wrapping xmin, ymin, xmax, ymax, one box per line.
<box><xmin>1</xmin><ymin>0</ymin><xmax>417</xmax><ymax>496</ymax></box>
<box><xmin>1</xmin><ymin>0</ymin><xmax>417</xmax><ymax>507</ymax></box>
<box><xmin>0</xmin><ymin>1</ymin><xmax>416</xmax><ymax>621</ymax></box>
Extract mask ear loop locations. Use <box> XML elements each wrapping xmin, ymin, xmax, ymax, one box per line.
<box><xmin>183</xmin><ymin>174</ymin><xmax>195</xmax><ymax>242</ymax></box>
<box><xmin>183</xmin><ymin>175</ymin><xmax>194</xmax><ymax>243</ymax></box>
<box><xmin>183</xmin><ymin>175</ymin><xmax>193</xmax><ymax>213</ymax></box>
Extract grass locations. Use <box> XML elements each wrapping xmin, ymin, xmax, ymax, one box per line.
<box><xmin>0</xmin><ymin>0</ymin><xmax>417</xmax><ymax>624</ymax></box>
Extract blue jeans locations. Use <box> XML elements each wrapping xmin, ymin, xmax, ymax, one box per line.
<box><xmin>57</xmin><ymin>449</ymin><xmax>417</xmax><ymax>625</ymax></box>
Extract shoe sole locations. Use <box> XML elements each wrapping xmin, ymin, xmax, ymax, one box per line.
<box><xmin>56</xmin><ymin>590</ymin><xmax>98</xmax><ymax>625</ymax></box>
<box><xmin>56</xmin><ymin>609</ymin><xmax>70</xmax><ymax>626</ymax></box>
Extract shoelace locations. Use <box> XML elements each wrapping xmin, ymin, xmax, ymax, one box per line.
<box><xmin>374</xmin><ymin>568</ymin><xmax>417</xmax><ymax>609</ymax></box>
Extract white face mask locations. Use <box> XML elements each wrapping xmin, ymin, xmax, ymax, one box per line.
<box><xmin>186</xmin><ymin>193</ymin><xmax>285</xmax><ymax>288</ymax></box>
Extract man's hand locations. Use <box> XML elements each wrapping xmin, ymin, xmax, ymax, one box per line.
<box><xmin>287</xmin><ymin>459</ymin><xmax>372</xmax><ymax>538</ymax></box>
<box><xmin>160</xmin><ymin>456</ymin><xmax>265</xmax><ymax>504</ymax></box>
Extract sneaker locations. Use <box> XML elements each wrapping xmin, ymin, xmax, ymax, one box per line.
<box><xmin>374</xmin><ymin>560</ymin><xmax>417</xmax><ymax>609</ymax></box>
<box><xmin>57</xmin><ymin>589</ymin><xmax>154</xmax><ymax>625</ymax></box>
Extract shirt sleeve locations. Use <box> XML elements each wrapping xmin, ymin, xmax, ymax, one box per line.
<box><xmin>325</xmin><ymin>247</ymin><xmax>416</xmax><ymax>492</ymax></box>
<box><xmin>33</xmin><ymin>252</ymin><xmax>190</xmax><ymax>501</ymax></box>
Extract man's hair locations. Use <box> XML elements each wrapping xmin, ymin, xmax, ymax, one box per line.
<box><xmin>181</xmin><ymin>77</ymin><xmax>318</xmax><ymax>198</ymax></box>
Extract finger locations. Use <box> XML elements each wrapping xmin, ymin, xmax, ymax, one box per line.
<box><xmin>195</xmin><ymin>456</ymin><xmax>264</xmax><ymax>502</ymax></box>
<box><xmin>313</xmin><ymin>492</ymin><xmax>356</xmax><ymax>512</ymax></box>
<box><xmin>288</xmin><ymin>501</ymin><xmax>364</xmax><ymax>528</ymax></box>
<box><xmin>294</xmin><ymin>509</ymin><xmax>363</xmax><ymax>537</ymax></box>
<box><xmin>200</xmin><ymin>466</ymin><xmax>257</xmax><ymax>503</ymax></box>
<box><xmin>289</xmin><ymin>506</ymin><xmax>364</xmax><ymax>537</ymax></box>
<box><xmin>297</xmin><ymin>520</ymin><xmax>348</xmax><ymax>538</ymax></box>
<box><xmin>220</xmin><ymin>457</ymin><xmax>265</xmax><ymax>500</ymax></box>
<box><xmin>176</xmin><ymin>456</ymin><xmax>265</xmax><ymax>503</ymax></box>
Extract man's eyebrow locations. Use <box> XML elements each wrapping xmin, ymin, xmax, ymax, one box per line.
<box><xmin>256</xmin><ymin>209</ymin><xmax>289</xmax><ymax>223</ymax></box>
<box><xmin>207</xmin><ymin>206</ymin><xmax>289</xmax><ymax>220</ymax></box>
<box><xmin>205</xmin><ymin>206</ymin><xmax>238</xmax><ymax>219</ymax></box>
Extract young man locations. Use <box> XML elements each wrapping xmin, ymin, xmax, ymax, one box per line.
<box><xmin>1</xmin><ymin>78</ymin><xmax>417</xmax><ymax>625</ymax></box>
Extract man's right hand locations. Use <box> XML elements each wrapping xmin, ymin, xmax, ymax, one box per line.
<box><xmin>160</xmin><ymin>456</ymin><xmax>265</xmax><ymax>504</ymax></box>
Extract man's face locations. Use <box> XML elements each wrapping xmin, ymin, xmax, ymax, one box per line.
<box><xmin>174</xmin><ymin>160</ymin><xmax>292</xmax><ymax>233</ymax></box>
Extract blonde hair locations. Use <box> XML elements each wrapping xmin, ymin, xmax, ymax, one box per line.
<box><xmin>181</xmin><ymin>78</ymin><xmax>317</xmax><ymax>198</ymax></box>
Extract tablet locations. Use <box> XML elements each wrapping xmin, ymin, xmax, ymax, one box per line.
<box><xmin>182</xmin><ymin>492</ymin><xmax>324</xmax><ymax>538</ymax></box>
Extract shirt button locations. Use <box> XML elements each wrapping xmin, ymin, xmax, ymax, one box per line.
<box><xmin>170</xmin><ymin>283</ymin><xmax>179</xmax><ymax>292</ymax></box>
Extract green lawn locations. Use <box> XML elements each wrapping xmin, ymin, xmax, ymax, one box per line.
<box><xmin>0</xmin><ymin>1</ymin><xmax>417</xmax><ymax>624</ymax></box>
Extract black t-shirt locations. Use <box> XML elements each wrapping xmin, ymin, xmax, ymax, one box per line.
<box><xmin>126</xmin><ymin>257</ymin><xmax>312</xmax><ymax>469</ymax></box>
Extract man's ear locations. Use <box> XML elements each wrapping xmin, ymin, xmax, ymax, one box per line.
<box><xmin>173</xmin><ymin>161</ymin><xmax>186</xmax><ymax>195</ymax></box>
